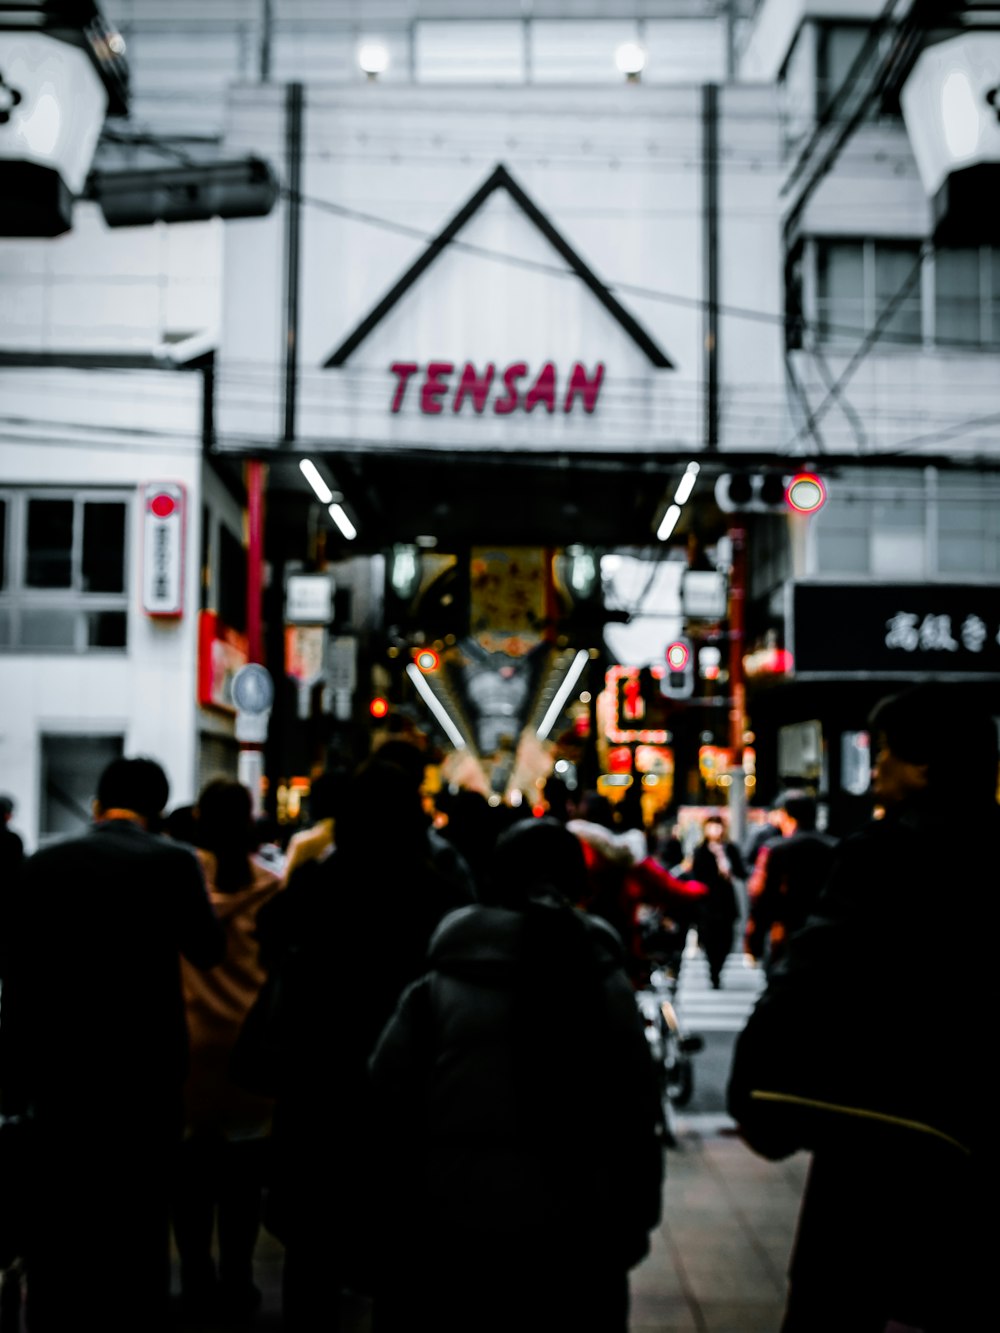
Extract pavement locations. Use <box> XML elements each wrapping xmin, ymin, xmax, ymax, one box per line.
<box><xmin>156</xmin><ymin>1114</ymin><xmax>809</xmax><ymax>1333</ymax></box>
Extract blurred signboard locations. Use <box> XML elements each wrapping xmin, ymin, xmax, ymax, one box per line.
<box><xmin>790</xmin><ymin>582</ymin><xmax>1000</xmax><ymax>676</ymax></box>
<box><xmin>681</xmin><ymin>569</ymin><xmax>727</xmax><ymax>619</ymax></box>
<box><xmin>286</xmin><ymin>573</ymin><xmax>333</xmax><ymax>624</ymax></box>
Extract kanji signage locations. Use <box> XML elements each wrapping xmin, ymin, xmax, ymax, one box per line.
<box><xmin>790</xmin><ymin>583</ymin><xmax>1000</xmax><ymax>676</ymax></box>
<box><xmin>142</xmin><ymin>483</ymin><xmax>185</xmax><ymax>618</ymax></box>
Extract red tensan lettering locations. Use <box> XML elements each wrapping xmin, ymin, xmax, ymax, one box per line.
<box><xmin>389</xmin><ymin>362</ymin><xmax>418</xmax><ymax>413</ymax></box>
<box><xmin>452</xmin><ymin>362</ymin><xmax>496</xmax><ymax>413</ymax></box>
<box><xmin>524</xmin><ymin>362</ymin><xmax>556</xmax><ymax>414</ymax></box>
<box><xmin>493</xmin><ymin>362</ymin><xmax>527</xmax><ymax>415</ymax></box>
<box><xmin>563</xmin><ymin>362</ymin><xmax>605</xmax><ymax>414</ymax></box>
<box><xmin>420</xmin><ymin>362</ymin><xmax>454</xmax><ymax>414</ymax></box>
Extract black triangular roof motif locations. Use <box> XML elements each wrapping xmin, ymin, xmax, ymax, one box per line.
<box><xmin>323</xmin><ymin>162</ymin><xmax>674</xmax><ymax>369</ymax></box>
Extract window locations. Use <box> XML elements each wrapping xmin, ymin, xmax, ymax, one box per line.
<box><xmin>0</xmin><ymin>490</ymin><xmax>130</xmax><ymax>652</ymax></box>
<box><xmin>937</xmin><ymin>476</ymin><xmax>1000</xmax><ymax>575</ymax></box>
<box><xmin>811</xmin><ymin>475</ymin><xmax>928</xmax><ymax>578</ymax></box>
<box><xmin>40</xmin><ymin>733</ymin><xmax>124</xmax><ymax>843</ymax></box>
<box><xmin>935</xmin><ymin>246</ymin><xmax>1000</xmax><ymax>348</ymax></box>
<box><xmin>813</xmin><ymin>240</ymin><xmax>999</xmax><ymax>349</ymax></box>
<box><xmin>816</xmin><ymin>23</ymin><xmax>869</xmax><ymax>118</ymax></box>
<box><xmin>816</xmin><ymin>239</ymin><xmax>923</xmax><ymax>345</ymax></box>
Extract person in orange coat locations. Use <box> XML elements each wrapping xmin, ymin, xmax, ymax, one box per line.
<box><xmin>173</xmin><ymin>779</ymin><xmax>284</xmax><ymax>1320</ymax></box>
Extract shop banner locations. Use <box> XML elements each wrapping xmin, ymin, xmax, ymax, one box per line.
<box><xmin>790</xmin><ymin>582</ymin><xmax>1000</xmax><ymax>676</ymax></box>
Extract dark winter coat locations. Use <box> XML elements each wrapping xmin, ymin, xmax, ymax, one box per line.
<box><xmin>743</xmin><ymin>828</ymin><xmax>838</xmax><ymax>967</ymax></box>
<box><xmin>369</xmin><ymin>901</ymin><xmax>664</xmax><ymax>1269</ymax></box>
<box><xmin>728</xmin><ymin>805</ymin><xmax>993</xmax><ymax>1329</ymax></box>
<box><xmin>690</xmin><ymin>839</ymin><xmax>744</xmax><ymax>925</ymax></box>
<box><xmin>252</xmin><ymin>846</ymin><xmax>466</xmax><ymax>1264</ymax></box>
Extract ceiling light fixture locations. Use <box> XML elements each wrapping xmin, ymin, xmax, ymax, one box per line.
<box><xmin>537</xmin><ymin>649</ymin><xmax>590</xmax><ymax>740</ymax></box>
<box><xmin>328</xmin><ymin>502</ymin><xmax>357</xmax><ymax>540</ymax></box>
<box><xmin>299</xmin><ymin>458</ymin><xmax>333</xmax><ymax>505</ymax></box>
<box><xmin>406</xmin><ymin>662</ymin><xmax>466</xmax><ymax>749</ymax></box>
<box><xmin>673</xmin><ymin>461</ymin><xmax>700</xmax><ymax>506</ymax></box>
<box><xmin>656</xmin><ymin>503</ymin><xmax>681</xmax><ymax>542</ymax></box>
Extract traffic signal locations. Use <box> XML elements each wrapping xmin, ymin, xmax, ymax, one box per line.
<box><xmin>715</xmin><ymin>471</ymin><xmax>827</xmax><ymax>514</ymax></box>
<box><xmin>369</xmin><ymin>695</ymin><xmax>390</xmax><ymax>720</ymax></box>
<box><xmin>662</xmin><ymin>637</ymin><xmax>695</xmax><ymax>699</ymax></box>
<box><xmin>413</xmin><ymin>647</ymin><xmax>440</xmax><ymax>673</ymax></box>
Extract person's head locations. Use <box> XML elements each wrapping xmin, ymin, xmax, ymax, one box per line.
<box><xmin>95</xmin><ymin>757</ymin><xmax>169</xmax><ymax>825</ymax></box>
<box><xmin>370</xmin><ymin>739</ymin><xmax>427</xmax><ymax>793</ymax></box>
<box><xmin>164</xmin><ymin>803</ymin><xmax>198</xmax><ymax>845</ymax></box>
<box><xmin>195</xmin><ymin>779</ymin><xmax>255</xmax><ymax>891</ymax></box>
<box><xmin>336</xmin><ymin>757</ymin><xmax>428</xmax><ymax>859</ymax></box>
<box><xmin>487</xmin><ymin>816</ymin><xmax>588</xmax><ymax>910</ymax></box>
<box><xmin>703</xmin><ymin>814</ymin><xmax>726</xmax><ymax>844</ymax></box>
<box><xmin>868</xmin><ymin>684</ymin><xmax>999</xmax><ymax>810</ymax></box>
<box><xmin>307</xmin><ymin>769</ymin><xmax>349</xmax><ymax>824</ymax></box>
<box><xmin>0</xmin><ymin>795</ymin><xmax>14</xmax><ymax>823</ymax></box>
<box><xmin>774</xmin><ymin>790</ymin><xmax>817</xmax><ymax>835</ymax></box>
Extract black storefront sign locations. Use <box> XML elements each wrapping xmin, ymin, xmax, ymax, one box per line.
<box><xmin>790</xmin><ymin>583</ymin><xmax>1000</xmax><ymax>676</ymax></box>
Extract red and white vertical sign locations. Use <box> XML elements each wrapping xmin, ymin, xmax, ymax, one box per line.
<box><xmin>142</xmin><ymin>483</ymin><xmax>185</xmax><ymax>617</ymax></box>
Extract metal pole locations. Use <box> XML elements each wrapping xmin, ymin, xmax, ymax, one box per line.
<box><xmin>282</xmin><ymin>82</ymin><xmax>304</xmax><ymax>445</ymax></box>
<box><xmin>703</xmin><ymin>82</ymin><xmax>720</xmax><ymax>452</ymax></box>
<box><xmin>246</xmin><ymin>460</ymin><xmax>266</xmax><ymax>665</ymax></box>
<box><xmin>727</xmin><ymin>521</ymin><xmax>747</xmax><ymax>845</ymax></box>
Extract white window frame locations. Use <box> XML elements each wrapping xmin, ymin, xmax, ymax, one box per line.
<box><xmin>0</xmin><ymin>487</ymin><xmax>132</xmax><ymax>654</ymax></box>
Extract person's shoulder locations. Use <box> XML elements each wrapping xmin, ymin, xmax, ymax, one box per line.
<box><xmin>581</xmin><ymin>908</ymin><xmax>627</xmax><ymax>963</ymax></box>
<box><xmin>427</xmin><ymin>903</ymin><xmax>518</xmax><ymax>960</ymax></box>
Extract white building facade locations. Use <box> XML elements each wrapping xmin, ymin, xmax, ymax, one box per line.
<box><xmin>2</xmin><ymin>1</ymin><xmax>998</xmax><ymax>845</ymax></box>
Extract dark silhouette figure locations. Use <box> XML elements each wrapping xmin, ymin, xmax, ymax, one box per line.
<box><xmin>729</xmin><ymin>684</ymin><xmax>998</xmax><ymax>1330</ymax></box>
<box><xmin>253</xmin><ymin>758</ymin><xmax>466</xmax><ymax>1330</ymax></box>
<box><xmin>743</xmin><ymin>791</ymin><xmax>838</xmax><ymax>974</ymax></box>
<box><xmin>0</xmin><ymin>796</ymin><xmax>23</xmax><ymax>900</ymax></box>
<box><xmin>0</xmin><ymin>757</ymin><xmax>224</xmax><ymax>1333</ymax></box>
<box><xmin>369</xmin><ymin>817</ymin><xmax>664</xmax><ymax>1333</ymax></box>
<box><xmin>690</xmin><ymin>814</ymin><xmax>746</xmax><ymax>988</ymax></box>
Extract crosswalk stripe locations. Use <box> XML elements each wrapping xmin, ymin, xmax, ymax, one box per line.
<box><xmin>668</xmin><ymin>943</ymin><xmax>765</xmax><ymax>1032</ymax></box>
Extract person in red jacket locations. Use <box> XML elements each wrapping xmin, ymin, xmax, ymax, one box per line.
<box><xmin>566</xmin><ymin>807</ymin><xmax>707</xmax><ymax>986</ymax></box>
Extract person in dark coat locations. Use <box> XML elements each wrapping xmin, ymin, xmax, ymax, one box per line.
<box><xmin>369</xmin><ymin>817</ymin><xmax>664</xmax><ymax>1333</ymax></box>
<box><xmin>0</xmin><ymin>756</ymin><xmax>224</xmax><ymax>1333</ymax></box>
<box><xmin>728</xmin><ymin>685</ymin><xmax>997</xmax><ymax>1331</ymax></box>
<box><xmin>743</xmin><ymin>791</ymin><xmax>838</xmax><ymax>974</ymax></box>
<box><xmin>252</xmin><ymin>757</ymin><xmax>468</xmax><ymax>1330</ymax></box>
<box><xmin>690</xmin><ymin>813</ymin><xmax>746</xmax><ymax>988</ymax></box>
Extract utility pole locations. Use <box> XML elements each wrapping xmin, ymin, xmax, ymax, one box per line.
<box><xmin>727</xmin><ymin>521</ymin><xmax>748</xmax><ymax>846</ymax></box>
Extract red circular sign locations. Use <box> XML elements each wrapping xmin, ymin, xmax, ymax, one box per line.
<box><xmin>150</xmin><ymin>493</ymin><xmax>176</xmax><ymax>518</ymax></box>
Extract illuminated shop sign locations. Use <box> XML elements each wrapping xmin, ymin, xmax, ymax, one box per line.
<box><xmin>389</xmin><ymin>360</ymin><xmax>604</xmax><ymax>415</ymax></box>
<box><xmin>790</xmin><ymin>583</ymin><xmax>1000</xmax><ymax>676</ymax></box>
<box><xmin>141</xmin><ymin>483</ymin><xmax>185</xmax><ymax>617</ymax></box>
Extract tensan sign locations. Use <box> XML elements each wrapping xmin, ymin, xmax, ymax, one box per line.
<box><xmin>388</xmin><ymin>360</ymin><xmax>605</xmax><ymax>415</ymax></box>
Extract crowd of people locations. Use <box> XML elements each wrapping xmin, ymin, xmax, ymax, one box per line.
<box><xmin>0</xmin><ymin>681</ymin><xmax>994</xmax><ymax>1331</ymax></box>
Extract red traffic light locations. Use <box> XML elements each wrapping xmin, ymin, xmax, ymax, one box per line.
<box><xmin>785</xmin><ymin>473</ymin><xmax>827</xmax><ymax>514</ymax></box>
<box><xmin>414</xmin><ymin>648</ymin><xmax>440</xmax><ymax>673</ymax></box>
<box><xmin>665</xmin><ymin>641</ymin><xmax>691</xmax><ymax>671</ymax></box>
<box><xmin>369</xmin><ymin>696</ymin><xmax>390</xmax><ymax>719</ymax></box>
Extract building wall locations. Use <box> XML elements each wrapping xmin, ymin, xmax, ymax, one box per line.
<box><xmin>0</xmin><ymin>370</ymin><xmax>206</xmax><ymax>849</ymax></box>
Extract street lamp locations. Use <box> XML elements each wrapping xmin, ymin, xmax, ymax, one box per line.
<box><xmin>900</xmin><ymin>30</ymin><xmax>1000</xmax><ymax>242</ymax></box>
<box><xmin>0</xmin><ymin>1</ymin><xmax>127</xmax><ymax>235</ymax></box>
<box><xmin>615</xmin><ymin>42</ymin><xmax>647</xmax><ymax>83</ymax></box>
<box><xmin>357</xmin><ymin>40</ymin><xmax>390</xmax><ymax>80</ymax></box>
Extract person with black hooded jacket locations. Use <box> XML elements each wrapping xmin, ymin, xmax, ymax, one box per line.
<box><xmin>369</xmin><ymin>817</ymin><xmax>664</xmax><ymax>1333</ymax></box>
<box><xmin>728</xmin><ymin>684</ymin><xmax>997</xmax><ymax>1331</ymax></box>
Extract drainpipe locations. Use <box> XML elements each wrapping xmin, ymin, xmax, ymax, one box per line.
<box><xmin>703</xmin><ymin>82</ymin><xmax>719</xmax><ymax>453</ymax></box>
